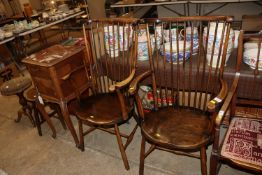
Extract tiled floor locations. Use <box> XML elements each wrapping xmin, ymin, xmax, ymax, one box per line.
<box><xmin>0</xmin><ymin>30</ymin><xmax>253</xmax><ymax>175</ymax></box>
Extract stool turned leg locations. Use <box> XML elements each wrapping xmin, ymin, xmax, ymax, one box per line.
<box><xmin>36</xmin><ymin>101</ymin><xmax>56</xmax><ymax>138</ymax></box>
<box><xmin>32</xmin><ymin>102</ymin><xmax>42</xmax><ymax>136</ymax></box>
<box><xmin>53</xmin><ymin>104</ymin><xmax>67</xmax><ymax>130</ymax></box>
<box><xmin>15</xmin><ymin>92</ymin><xmax>35</xmax><ymax>127</ymax></box>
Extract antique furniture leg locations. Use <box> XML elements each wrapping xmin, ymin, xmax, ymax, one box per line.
<box><xmin>210</xmin><ymin>153</ymin><xmax>219</xmax><ymax>175</ymax></box>
<box><xmin>15</xmin><ymin>91</ymin><xmax>35</xmax><ymax>126</ymax></box>
<box><xmin>200</xmin><ymin>146</ymin><xmax>207</xmax><ymax>175</ymax></box>
<box><xmin>0</xmin><ymin>77</ymin><xmax>34</xmax><ymax>126</ymax></box>
<box><xmin>139</xmin><ymin>136</ymin><xmax>146</xmax><ymax>175</ymax></box>
<box><xmin>60</xmin><ymin>101</ymin><xmax>79</xmax><ymax>147</ymax></box>
<box><xmin>36</xmin><ymin>101</ymin><xmax>56</xmax><ymax>138</ymax></box>
<box><xmin>51</xmin><ymin>104</ymin><xmax>67</xmax><ymax>130</ymax></box>
<box><xmin>33</xmin><ymin>104</ymin><xmax>43</xmax><ymax>136</ymax></box>
<box><xmin>114</xmin><ymin>124</ymin><xmax>130</xmax><ymax>170</ymax></box>
<box><xmin>78</xmin><ymin>119</ymin><xmax>84</xmax><ymax>151</ymax></box>
<box><xmin>25</xmin><ymin>88</ymin><xmax>68</xmax><ymax>137</ymax></box>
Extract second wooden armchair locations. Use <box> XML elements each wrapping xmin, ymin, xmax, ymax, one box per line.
<box><xmin>129</xmin><ymin>16</ymin><xmax>240</xmax><ymax>175</ymax></box>
<box><xmin>210</xmin><ymin>31</ymin><xmax>262</xmax><ymax>175</ymax></box>
<box><xmin>68</xmin><ymin>18</ymin><xmax>139</xmax><ymax>170</ymax></box>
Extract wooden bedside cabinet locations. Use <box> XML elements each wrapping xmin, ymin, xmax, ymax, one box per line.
<box><xmin>23</xmin><ymin>44</ymin><xmax>89</xmax><ymax>146</ymax></box>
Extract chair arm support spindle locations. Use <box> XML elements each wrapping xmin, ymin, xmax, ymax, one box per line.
<box><xmin>215</xmin><ymin>72</ymin><xmax>240</xmax><ymax>127</ymax></box>
<box><xmin>109</xmin><ymin>69</ymin><xmax>136</xmax><ymax>92</ymax></box>
<box><xmin>128</xmin><ymin>70</ymin><xmax>152</xmax><ymax>95</ymax></box>
<box><xmin>207</xmin><ymin>78</ymin><xmax>228</xmax><ymax>112</ymax></box>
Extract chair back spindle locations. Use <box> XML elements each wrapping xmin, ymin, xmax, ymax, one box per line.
<box><xmin>83</xmin><ymin>18</ymin><xmax>138</xmax><ymax>119</ymax></box>
<box><xmin>139</xmin><ymin>16</ymin><xmax>233</xmax><ymax>112</ymax></box>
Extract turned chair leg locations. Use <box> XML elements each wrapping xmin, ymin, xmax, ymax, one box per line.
<box><xmin>16</xmin><ymin>109</ymin><xmax>23</xmax><ymax>123</ymax></box>
<box><xmin>78</xmin><ymin>120</ymin><xmax>85</xmax><ymax>151</ymax></box>
<box><xmin>53</xmin><ymin>104</ymin><xmax>67</xmax><ymax>130</ymax></box>
<box><xmin>15</xmin><ymin>92</ymin><xmax>35</xmax><ymax>127</ymax></box>
<box><xmin>114</xmin><ymin>124</ymin><xmax>130</xmax><ymax>170</ymax></box>
<box><xmin>210</xmin><ymin>152</ymin><xmax>219</xmax><ymax>175</ymax></box>
<box><xmin>200</xmin><ymin>146</ymin><xmax>207</xmax><ymax>175</ymax></box>
<box><xmin>139</xmin><ymin>136</ymin><xmax>146</xmax><ymax>175</ymax></box>
<box><xmin>33</xmin><ymin>102</ymin><xmax>43</xmax><ymax>136</ymax></box>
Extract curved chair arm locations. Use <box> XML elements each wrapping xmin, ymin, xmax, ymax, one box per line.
<box><xmin>215</xmin><ymin>72</ymin><xmax>240</xmax><ymax>127</ymax></box>
<box><xmin>109</xmin><ymin>69</ymin><xmax>136</xmax><ymax>92</ymax></box>
<box><xmin>128</xmin><ymin>70</ymin><xmax>152</xmax><ymax>95</ymax></box>
<box><xmin>207</xmin><ymin>78</ymin><xmax>228</xmax><ymax>113</ymax></box>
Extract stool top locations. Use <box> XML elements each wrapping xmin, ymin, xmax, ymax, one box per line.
<box><xmin>25</xmin><ymin>88</ymin><xmax>37</xmax><ymax>102</ymax></box>
<box><xmin>0</xmin><ymin>76</ymin><xmax>32</xmax><ymax>96</ymax></box>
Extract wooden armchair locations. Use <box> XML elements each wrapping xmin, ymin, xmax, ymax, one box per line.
<box><xmin>68</xmin><ymin>18</ymin><xmax>139</xmax><ymax>170</ymax></box>
<box><xmin>129</xmin><ymin>16</ymin><xmax>237</xmax><ymax>175</ymax></box>
<box><xmin>210</xmin><ymin>31</ymin><xmax>262</xmax><ymax>174</ymax></box>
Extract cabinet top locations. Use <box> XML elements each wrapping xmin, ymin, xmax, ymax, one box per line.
<box><xmin>22</xmin><ymin>44</ymin><xmax>84</xmax><ymax>67</ymax></box>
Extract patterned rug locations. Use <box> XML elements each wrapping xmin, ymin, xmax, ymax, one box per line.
<box><xmin>221</xmin><ymin>117</ymin><xmax>262</xmax><ymax>167</ymax></box>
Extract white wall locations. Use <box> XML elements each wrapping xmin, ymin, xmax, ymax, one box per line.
<box><xmin>158</xmin><ymin>2</ymin><xmax>262</xmax><ymax>21</ymax></box>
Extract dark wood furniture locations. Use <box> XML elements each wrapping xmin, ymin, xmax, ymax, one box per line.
<box><xmin>68</xmin><ymin>18</ymin><xmax>139</xmax><ymax>170</ymax></box>
<box><xmin>210</xmin><ymin>31</ymin><xmax>262</xmax><ymax>175</ymax></box>
<box><xmin>0</xmin><ymin>76</ymin><xmax>35</xmax><ymax>126</ymax></box>
<box><xmin>129</xmin><ymin>16</ymin><xmax>240</xmax><ymax>175</ymax></box>
<box><xmin>25</xmin><ymin>87</ymin><xmax>67</xmax><ymax>136</ymax></box>
<box><xmin>22</xmin><ymin>44</ymin><xmax>88</xmax><ymax>145</ymax></box>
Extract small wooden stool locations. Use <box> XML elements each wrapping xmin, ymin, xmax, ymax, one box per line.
<box><xmin>0</xmin><ymin>76</ymin><xmax>34</xmax><ymax>126</ymax></box>
<box><xmin>25</xmin><ymin>88</ymin><xmax>67</xmax><ymax>136</ymax></box>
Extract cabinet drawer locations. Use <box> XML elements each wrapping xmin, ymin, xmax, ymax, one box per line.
<box><xmin>54</xmin><ymin>50</ymin><xmax>89</xmax><ymax>98</ymax></box>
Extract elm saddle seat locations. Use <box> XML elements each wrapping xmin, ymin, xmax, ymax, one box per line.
<box><xmin>142</xmin><ymin>107</ymin><xmax>211</xmax><ymax>150</ymax></box>
<box><xmin>71</xmin><ymin>93</ymin><xmax>131</xmax><ymax>126</ymax></box>
<box><xmin>0</xmin><ymin>76</ymin><xmax>34</xmax><ymax>126</ymax></box>
<box><xmin>24</xmin><ymin>88</ymin><xmax>67</xmax><ymax>137</ymax></box>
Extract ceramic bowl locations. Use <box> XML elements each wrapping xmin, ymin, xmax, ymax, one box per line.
<box><xmin>160</xmin><ymin>41</ymin><xmax>191</xmax><ymax>63</ymax></box>
<box><xmin>31</xmin><ymin>20</ymin><xmax>39</xmax><ymax>28</ymax></box>
<box><xmin>74</xmin><ymin>7</ymin><xmax>81</xmax><ymax>12</ymax></box>
<box><xmin>164</xmin><ymin>28</ymin><xmax>180</xmax><ymax>42</ymax></box>
<box><xmin>68</xmin><ymin>10</ymin><xmax>74</xmax><ymax>15</ymax></box>
<box><xmin>243</xmin><ymin>48</ymin><xmax>262</xmax><ymax>70</ymax></box>
<box><xmin>4</xmin><ymin>31</ymin><xmax>13</xmax><ymax>38</ymax></box>
<box><xmin>0</xmin><ymin>32</ymin><xmax>4</xmax><ymax>40</ymax></box>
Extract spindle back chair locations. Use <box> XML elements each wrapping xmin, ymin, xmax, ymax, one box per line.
<box><xmin>129</xmin><ymin>16</ymin><xmax>236</xmax><ymax>175</ymax></box>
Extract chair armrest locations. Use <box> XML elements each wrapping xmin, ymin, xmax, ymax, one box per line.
<box><xmin>61</xmin><ymin>65</ymin><xmax>85</xmax><ymax>81</ymax></box>
<box><xmin>109</xmin><ymin>69</ymin><xmax>136</xmax><ymax>92</ymax></box>
<box><xmin>207</xmin><ymin>78</ymin><xmax>228</xmax><ymax>113</ymax></box>
<box><xmin>215</xmin><ymin>72</ymin><xmax>240</xmax><ymax>126</ymax></box>
<box><xmin>128</xmin><ymin>70</ymin><xmax>152</xmax><ymax>95</ymax></box>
